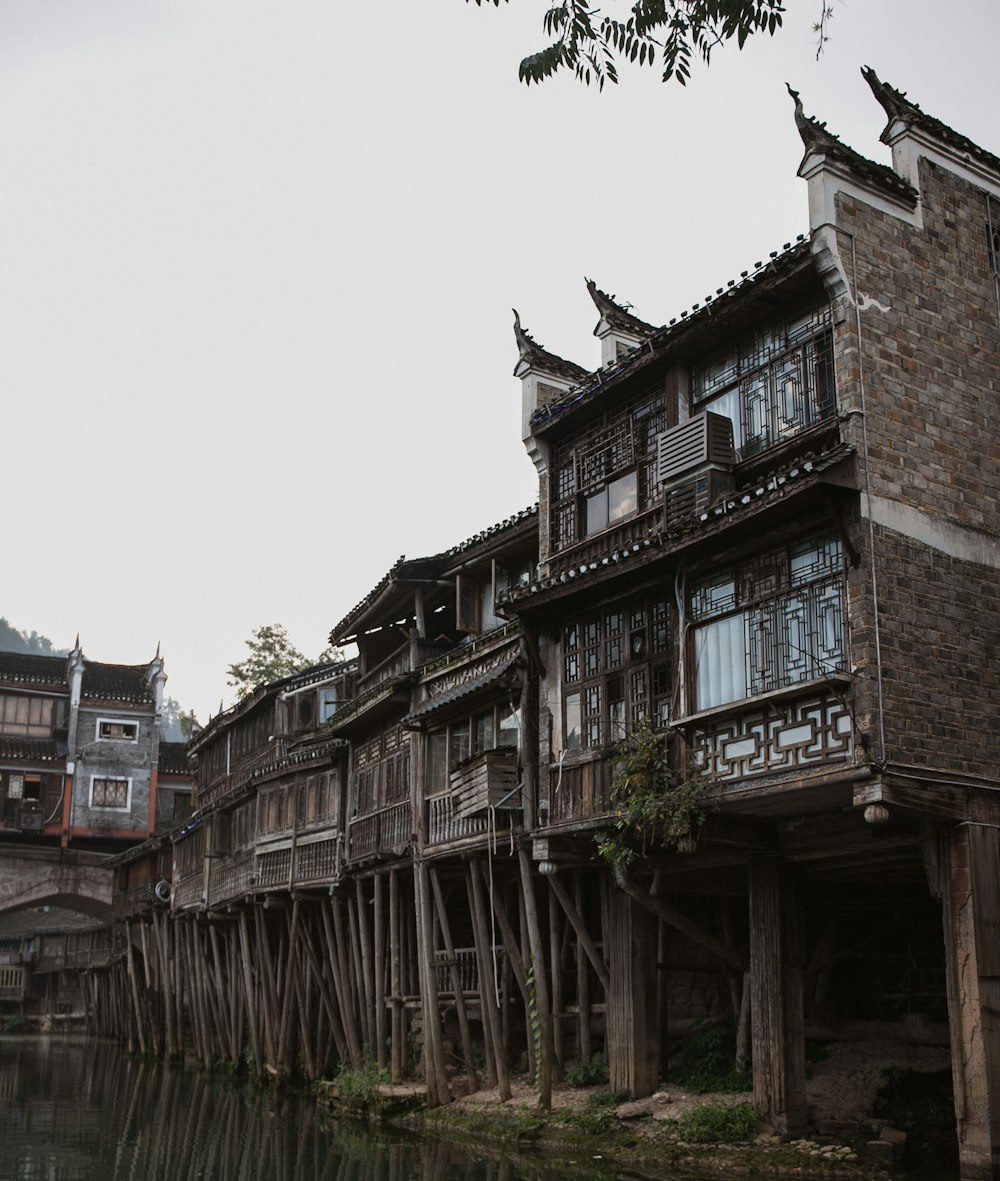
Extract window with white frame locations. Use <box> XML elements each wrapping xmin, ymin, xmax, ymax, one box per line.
<box><xmin>562</xmin><ymin>592</ymin><xmax>671</xmax><ymax>752</ymax></box>
<box><xmin>692</xmin><ymin>307</ymin><xmax>835</xmax><ymax>460</ymax></box>
<box><xmin>689</xmin><ymin>534</ymin><xmax>846</xmax><ymax>713</ymax></box>
<box><xmin>97</xmin><ymin>718</ymin><xmax>138</xmax><ymax>742</ymax></box>
<box><xmin>90</xmin><ymin>776</ymin><xmax>131</xmax><ymax>809</ymax></box>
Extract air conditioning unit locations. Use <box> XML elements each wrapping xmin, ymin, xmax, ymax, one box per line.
<box><xmin>658</xmin><ymin>411</ymin><xmax>737</xmax><ymax>529</ymax></box>
<box><xmin>664</xmin><ymin>467</ymin><xmax>736</xmax><ymax>528</ymax></box>
<box><xmin>657</xmin><ymin>411</ymin><xmax>736</xmax><ymax>483</ymax></box>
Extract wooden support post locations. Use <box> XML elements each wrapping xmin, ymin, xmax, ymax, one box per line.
<box><xmin>548</xmin><ymin>871</ymin><xmax>610</xmax><ymax>992</ymax></box>
<box><xmin>941</xmin><ymin>824</ymin><xmax>1000</xmax><ymax>1181</ymax></box>
<box><xmin>124</xmin><ymin>921</ymin><xmax>146</xmax><ymax>1056</ymax></box>
<box><xmin>467</xmin><ymin>858</ymin><xmax>510</xmax><ymax>1099</ymax></box>
<box><xmin>276</xmin><ymin>901</ymin><xmax>302</xmax><ymax>1079</ymax></box>
<box><xmin>430</xmin><ymin>866</ymin><xmax>478</xmax><ymax>1093</ymax></box>
<box><xmin>518</xmin><ymin>845</ymin><xmax>553</xmax><ymax>1108</ymax></box>
<box><xmin>346</xmin><ymin>891</ymin><xmax>371</xmax><ymax>1053</ymax></box>
<box><xmin>415</xmin><ymin>860</ymin><xmax>451</xmax><ymax>1106</ymax></box>
<box><xmin>548</xmin><ymin>884</ymin><xmax>565</xmax><ymax>1078</ymax></box>
<box><xmin>254</xmin><ymin>905</ymin><xmax>280</xmax><ymax>1073</ymax></box>
<box><xmin>748</xmin><ymin>856</ymin><xmax>807</xmax><ymax>1136</ymax></box>
<box><xmin>575</xmin><ymin>870</ymin><xmax>591</xmax><ymax>1063</ymax></box>
<box><xmin>374</xmin><ymin>873</ymin><xmax>387</xmax><ymax>1070</ymax></box>
<box><xmin>389</xmin><ymin>869</ymin><xmax>404</xmax><ymax>1083</ymax></box>
<box><xmin>604</xmin><ymin>878</ymin><xmax>658</xmax><ymax>1098</ymax></box>
<box><xmin>238</xmin><ymin>910</ymin><xmax>264</xmax><ymax>1076</ymax></box>
<box><xmin>323</xmin><ymin>897</ymin><xmax>362</xmax><ymax>1068</ymax></box>
<box><xmin>355</xmin><ymin>879</ymin><xmax>377</xmax><ymax>1057</ymax></box>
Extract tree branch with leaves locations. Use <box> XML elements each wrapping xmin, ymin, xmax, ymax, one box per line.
<box><xmin>470</xmin><ymin>0</ymin><xmax>834</xmax><ymax>89</ymax></box>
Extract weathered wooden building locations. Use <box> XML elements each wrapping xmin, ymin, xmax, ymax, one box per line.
<box><xmin>105</xmin><ymin>72</ymin><xmax>1000</xmax><ymax>1179</ymax></box>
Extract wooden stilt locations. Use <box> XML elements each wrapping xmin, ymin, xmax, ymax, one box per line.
<box><xmin>604</xmin><ymin>876</ymin><xmax>658</xmax><ymax>1097</ymax></box>
<box><xmin>467</xmin><ymin>858</ymin><xmax>509</xmax><ymax>1098</ymax></box>
<box><xmin>518</xmin><ymin>845</ymin><xmax>553</xmax><ymax>1108</ymax></box>
<box><xmin>389</xmin><ymin>869</ymin><xmax>404</xmax><ymax>1083</ymax></box>
<box><xmin>430</xmin><ymin>866</ymin><xmax>478</xmax><ymax>1092</ymax></box>
<box><xmin>374</xmin><ymin>873</ymin><xmax>387</xmax><ymax>1070</ymax></box>
<box><xmin>940</xmin><ymin>824</ymin><xmax>1000</xmax><ymax>1181</ymax></box>
<box><xmin>748</xmin><ymin>856</ymin><xmax>807</xmax><ymax>1136</ymax></box>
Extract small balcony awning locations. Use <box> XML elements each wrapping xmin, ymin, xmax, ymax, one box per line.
<box><xmin>402</xmin><ymin>659</ymin><xmax>521</xmax><ymax>728</ymax></box>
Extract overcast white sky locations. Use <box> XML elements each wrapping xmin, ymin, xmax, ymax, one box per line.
<box><xmin>1</xmin><ymin>0</ymin><xmax>997</xmax><ymax>722</ymax></box>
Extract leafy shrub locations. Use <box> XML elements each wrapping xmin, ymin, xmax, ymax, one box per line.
<box><xmin>672</xmin><ymin>1022</ymin><xmax>750</xmax><ymax>1094</ymax></box>
<box><xmin>564</xmin><ymin>1052</ymin><xmax>609</xmax><ymax>1086</ymax></box>
<box><xmin>676</xmin><ymin>1100</ymin><xmax>757</xmax><ymax>1144</ymax></box>
<box><xmin>335</xmin><ymin>1054</ymin><xmax>388</xmax><ymax>1106</ymax></box>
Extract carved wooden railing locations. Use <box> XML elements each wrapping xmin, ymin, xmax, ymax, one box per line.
<box><xmin>427</xmin><ymin>793</ymin><xmax>490</xmax><ymax>845</ymax></box>
<box><xmin>209</xmin><ymin>850</ymin><xmax>256</xmax><ymax>906</ymax></box>
<box><xmin>347</xmin><ymin>801</ymin><xmax>411</xmax><ymax>862</ymax></box>
<box><xmin>293</xmin><ymin>836</ymin><xmax>340</xmax><ymax>884</ymax></box>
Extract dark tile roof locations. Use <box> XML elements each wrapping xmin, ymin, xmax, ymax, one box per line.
<box><xmin>531</xmin><ymin>238</ymin><xmax>816</xmax><ymax>431</ymax></box>
<box><xmin>513</xmin><ymin>310</ymin><xmax>589</xmax><ymax>383</ymax></box>
<box><xmin>0</xmin><ymin>651</ymin><xmax>67</xmax><ymax>689</ymax></box>
<box><xmin>158</xmin><ymin>742</ymin><xmax>191</xmax><ymax>776</ymax></box>
<box><xmin>0</xmin><ymin>735</ymin><xmax>61</xmax><ymax>762</ymax></box>
<box><xmin>402</xmin><ymin>658</ymin><xmax>520</xmax><ymax>727</ymax></box>
<box><xmin>586</xmin><ymin>278</ymin><xmax>656</xmax><ymax>337</ymax></box>
<box><xmin>189</xmin><ymin>660</ymin><xmax>355</xmax><ymax>754</ymax></box>
<box><xmin>0</xmin><ymin>906</ymin><xmax>101</xmax><ymax>939</ymax></box>
<box><xmin>443</xmin><ymin>505</ymin><xmax>538</xmax><ymax>562</ymax></box>
<box><xmin>502</xmin><ymin>442</ymin><xmax>855</xmax><ymax>608</ymax></box>
<box><xmin>82</xmin><ymin>662</ymin><xmax>153</xmax><ymax>704</ymax></box>
<box><xmin>863</xmin><ymin>66</ymin><xmax>1000</xmax><ymax>176</ymax></box>
<box><xmin>330</xmin><ymin>554</ymin><xmax>447</xmax><ymax>643</ymax></box>
<box><xmin>787</xmin><ymin>83</ymin><xmax>918</xmax><ymax>207</ymax></box>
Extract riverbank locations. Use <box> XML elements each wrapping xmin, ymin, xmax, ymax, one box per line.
<box><xmin>317</xmin><ymin>1038</ymin><xmax>958</xmax><ymax>1180</ymax></box>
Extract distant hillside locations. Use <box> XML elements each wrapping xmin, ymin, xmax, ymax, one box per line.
<box><xmin>0</xmin><ymin>617</ymin><xmax>67</xmax><ymax>657</ymax></box>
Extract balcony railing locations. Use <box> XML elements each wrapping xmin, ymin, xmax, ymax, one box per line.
<box><xmin>209</xmin><ymin>850</ymin><xmax>256</xmax><ymax>906</ymax></box>
<box><xmin>547</xmin><ymin>753</ymin><xmax>614</xmax><ymax>826</ymax></box>
<box><xmin>427</xmin><ymin>793</ymin><xmax>490</xmax><ymax>845</ymax></box>
<box><xmin>433</xmin><ymin>945</ymin><xmax>502</xmax><ymax>995</ymax></box>
<box><xmin>293</xmin><ymin>836</ymin><xmax>340</xmax><ymax>884</ymax></box>
<box><xmin>545</xmin><ymin>505</ymin><xmax>661</xmax><ymax>579</ymax></box>
<box><xmin>347</xmin><ymin>801</ymin><xmax>411</xmax><ymax>861</ymax></box>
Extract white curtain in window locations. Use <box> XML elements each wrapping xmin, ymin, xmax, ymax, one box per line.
<box><xmin>694</xmin><ymin>615</ymin><xmax>747</xmax><ymax>710</ymax></box>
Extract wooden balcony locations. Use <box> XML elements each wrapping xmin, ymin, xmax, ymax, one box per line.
<box><xmin>427</xmin><ymin>793</ymin><xmax>490</xmax><ymax>845</ymax></box>
<box><xmin>546</xmin><ymin>752</ymin><xmax>614</xmax><ymax>827</ymax></box>
<box><xmin>209</xmin><ymin>850</ymin><xmax>256</xmax><ymax>906</ymax></box>
<box><xmin>347</xmin><ymin>801</ymin><xmax>411</xmax><ymax>862</ymax></box>
<box><xmin>427</xmin><ymin>749</ymin><xmax>521</xmax><ymax>846</ymax></box>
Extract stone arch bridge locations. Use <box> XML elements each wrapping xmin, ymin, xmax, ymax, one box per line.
<box><xmin>0</xmin><ymin>845</ymin><xmax>112</xmax><ymax>922</ymax></box>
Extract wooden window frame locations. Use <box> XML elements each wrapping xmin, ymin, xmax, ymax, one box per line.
<box><xmin>688</xmin><ymin>533</ymin><xmax>847</xmax><ymax>713</ymax></box>
<box><xmin>561</xmin><ymin>593</ymin><xmax>671</xmax><ymax>753</ymax></box>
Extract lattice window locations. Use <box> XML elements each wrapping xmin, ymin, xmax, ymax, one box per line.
<box><xmin>549</xmin><ymin>382</ymin><xmax>665</xmax><ymax>553</ymax></box>
<box><xmin>690</xmin><ymin>534</ymin><xmax>846</xmax><ymax>712</ymax></box>
<box><xmin>692</xmin><ymin>306</ymin><xmax>835</xmax><ymax>459</ymax></box>
<box><xmin>562</xmin><ymin>591</ymin><xmax>672</xmax><ymax>751</ymax></box>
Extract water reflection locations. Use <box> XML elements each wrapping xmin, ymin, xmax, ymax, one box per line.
<box><xmin>0</xmin><ymin>1038</ymin><xmax>628</xmax><ymax>1181</ymax></box>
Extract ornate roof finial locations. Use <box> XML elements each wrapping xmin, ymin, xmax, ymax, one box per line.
<box><xmin>787</xmin><ymin>82</ymin><xmax>837</xmax><ymax>155</ymax></box>
<box><xmin>585</xmin><ymin>277</ymin><xmax>656</xmax><ymax>337</ymax></box>
<box><xmin>511</xmin><ymin>309</ymin><xmax>589</xmax><ymax>383</ymax></box>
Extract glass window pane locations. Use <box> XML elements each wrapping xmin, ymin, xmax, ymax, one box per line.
<box><xmin>498</xmin><ymin>708</ymin><xmax>519</xmax><ymax>749</ymax></box>
<box><xmin>694</xmin><ymin>615</ymin><xmax>747</xmax><ymax>710</ymax></box>
<box><xmin>564</xmin><ymin>694</ymin><xmax>581</xmax><ymax>752</ymax></box>
<box><xmin>607</xmin><ymin>471</ymin><xmax>638</xmax><ymax>522</ymax></box>
<box><xmin>427</xmin><ymin>731</ymin><xmax>448</xmax><ymax>793</ymax></box>
<box><xmin>585</xmin><ymin>489</ymin><xmax>608</xmax><ymax>535</ymax></box>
